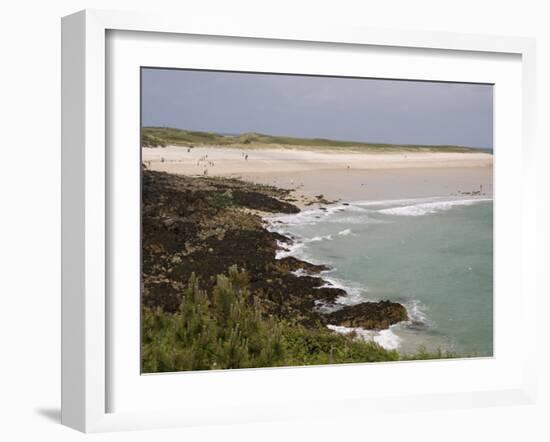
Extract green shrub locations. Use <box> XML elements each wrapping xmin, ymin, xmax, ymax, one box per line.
<box><xmin>207</xmin><ymin>190</ymin><xmax>234</xmax><ymax>209</ymax></box>
<box><xmin>282</xmin><ymin>325</ymin><xmax>399</xmax><ymax>365</ymax></box>
<box><xmin>401</xmin><ymin>345</ymin><xmax>459</xmax><ymax>361</ymax></box>
<box><xmin>142</xmin><ymin>266</ymin><xmax>400</xmax><ymax>373</ymax></box>
<box><xmin>142</xmin><ymin>267</ymin><xmax>285</xmax><ymax>372</ymax></box>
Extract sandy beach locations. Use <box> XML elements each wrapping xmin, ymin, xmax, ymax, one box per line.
<box><xmin>143</xmin><ymin>145</ymin><xmax>493</xmax><ymax>202</ymax></box>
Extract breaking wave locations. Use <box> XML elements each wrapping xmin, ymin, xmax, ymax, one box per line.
<box><xmin>266</xmin><ymin>203</ymin><xmax>370</xmax><ymax>227</ymax></box>
<box><xmin>378</xmin><ymin>197</ymin><xmax>492</xmax><ymax>217</ymax></box>
<box><xmin>337</xmin><ymin>228</ymin><xmax>353</xmax><ymax>236</ymax></box>
<box><xmin>327</xmin><ymin>324</ymin><xmax>402</xmax><ymax>350</ymax></box>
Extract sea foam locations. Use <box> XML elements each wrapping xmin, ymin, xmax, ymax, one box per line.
<box><xmin>378</xmin><ymin>197</ymin><xmax>492</xmax><ymax>217</ymax></box>
<box><xmin>355</xmin><ymin>196</ymin><xmax>442</xmax><ymax>208</ymax></box>
<box><xmin>274</xmin><ymin>239</ymin><xmax>305</xmax><ymax>259</ymax></box>
<box><xmin>266</xmin><ymin>203</ymin><xmax>369</xmax><ymax>227</ymax></box>
<box><xmin>307</xmin><ymin>234</ymin><xmax>333</xmax><ymax>243</ymax></box>
<box><xmin>317</xmin><ymin>276</ymin><xmax>366</xmax><ymax>304</ymax></box>
<box><xmin>327</xmin><ymin>324</ymin><xmax>402</xmax><ymax>350</ymax></box>
<box><xmin>337</xmin><ymin>228</ymin><xmax>353</xmax><ymax>236</ymax></box>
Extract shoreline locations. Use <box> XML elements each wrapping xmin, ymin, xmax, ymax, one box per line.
<box><xmin>265</xmin><ymin>194</ymin><xmax>493</xmax><ymax>351</ymax></box>
<box><xmin>141</xmin><ymin>169</ymin><xmax>408</xmax><ymax>333</ymax></box>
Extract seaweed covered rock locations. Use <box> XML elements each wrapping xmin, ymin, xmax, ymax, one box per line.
<box><xmin>141</xmin><ymin>169</ymin><xmax>346</xmax><ymax>324</ymax></box>
<box><xmin>142</xmin><ymin>169</ymin><xmax>408</xmax><ymax>331</ymax></box>
<box><xmin>325</xmin><ymin>301</ymin><xmax>408</xmax><ymax>330</ymax></box>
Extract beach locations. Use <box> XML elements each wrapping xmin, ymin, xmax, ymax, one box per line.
<box><xmin>141</xmin><ymin>144</ymin><xmax>494</xmax><ymax>363</ymax></box>
<box><xmin>143</xmin><ymin>145</ymin><xmax>493</xmax><ymax>202</ymax></box>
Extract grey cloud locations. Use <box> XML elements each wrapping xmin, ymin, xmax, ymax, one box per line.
<box><xmin>142</xmin><ymin>68</ymin><xmax>493</xmax><ymax>148</ymax></box>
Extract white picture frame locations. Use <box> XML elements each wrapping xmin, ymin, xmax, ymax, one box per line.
<box><xmin>61</xmin><ymin>9</ymin><xmax>538</xmax><ymax>433</ymax></box>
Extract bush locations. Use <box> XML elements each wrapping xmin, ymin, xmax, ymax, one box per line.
<box><xmin>142</xmin><ymin>266</ymin><xmax>399</xmax><ymax>372</ymax></box>
<box><xmin>142</xmin><ymin>267</ymin><xmax>285</xmax><ymax>372</ymax></box>
<box><xmin>401</xmin><ymin>345</ymin><xmax>459</xmax><ymax>361</ymax></box>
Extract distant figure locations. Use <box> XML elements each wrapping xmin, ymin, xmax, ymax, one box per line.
<box><xmin>161</xmin><ymin>157</ymin><xmax>165</xmax><ymax>163</ymax></box>
<box><xmin>347</xmin><ymin>165</ymin><xmax>350</xmax><ymax>170</ymax></box>
<box><xmin>245</xmin><ymin>154</ymin><xmax>248</xmax><ymax>161</ymax></box>
<box><xmin>203</xmin><ymin>169</ymin><xmax>208</xmax><ymax>176</ymax></box>
<box><xmin>187</xmin><ymin>148</ymin><xmax>191</xmax><ymax>153</ymax></box>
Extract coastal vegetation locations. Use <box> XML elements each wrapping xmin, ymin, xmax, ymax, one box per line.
<box><xmin>142</xmin><ymin>126</ymin><xmax>483</xmax><ymax>153</ymax></box>
<box><xmin>142</xmin><ymin>267</ymin><xmax>399</xmax><ymax>372</ymax></box>
<box><xmin>141</xmin><ymin>131</ymin><xmax>167</xmax><ymax>148</ymax></box>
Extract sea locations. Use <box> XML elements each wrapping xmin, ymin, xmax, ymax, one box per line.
<box><xmin>267</xmin><ymin>196</ymin><xmax>493</xmax><ymax>357</ymax></box>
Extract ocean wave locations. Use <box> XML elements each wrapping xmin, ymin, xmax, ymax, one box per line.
<box><xmin>317</xmin><ymin>276</ymin><xmax>366</xmax><ymax>304</ymax></box>
<box><xmin>327</xmin><ymin>324</ymin><xmax>402</xmax><ymax>350</ymax></box>
<box><xmin>354</xmin><ymin>196</ymin><xmax>442</xmax><ymax>208</ymax></box>
<box><xmin>337</xmin><ymin>228</ymin><xmax>353</xmax><ymax>236</ymax></box>
<box><xmin>378</xmin><ymin>197</ymin><xmax>492</xmax><ymax>217</ymax></box>
<box><xmin>326</xmin><ymin>215</ymin><xmax>385</xmax><ymax>225</ymax></box>
<box><xmin>405</xmin><ymin>300</ymin><xmax>429</xmax><ymax>323</ymax></box>
<box><xmin>266</xmin><ymin>203</ymin><xmax>369</xmax><ymax>227</ymax></box>
<box><xmin>402</xmin><ymin>300</ymin><xmax>433</xmax><ymax>330</ymax></box>
<box><xmin>307</xmin><ymin>234</ymin><xmax>333</xmax><ymax>243</ymax></box>
<box><xmin>291</xmin><ymin>268</ymin><xmax>309</xmax><ymax>277</ymax></box>
<box><xmin>274</xmin><ymin>239</ymin><xmax>305</xmax><ymax>259</ymax></box>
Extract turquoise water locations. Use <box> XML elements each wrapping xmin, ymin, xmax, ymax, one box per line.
<box><xmin>268</xmin><ymin>196</ymin><xmax>493</xmax><ymax>357</ymax></box>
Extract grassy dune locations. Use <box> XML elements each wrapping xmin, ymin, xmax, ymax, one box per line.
<box><xmin>142</xmin><ymin>127</ymin><xmax>483</xmax><ymax>153</ymax></box>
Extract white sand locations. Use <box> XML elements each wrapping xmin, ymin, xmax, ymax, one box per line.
<box><xmin>143</xmin><ymin>145</ymin><xmax>493</xmax><ymax>202</ymax></box>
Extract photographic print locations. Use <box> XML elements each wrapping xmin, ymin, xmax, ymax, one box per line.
<box><xmin>140</xmin><ymin>68</ymin><xmax>493</xmax><ymax>373</ymax></box>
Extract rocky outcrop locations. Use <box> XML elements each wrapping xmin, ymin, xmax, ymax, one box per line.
<box><xmin>325</xmin><ymin>301</ymin><xmax>408</xmax><ymax>330</ymax></box>
<box><xmin>142</xmin><ymin>168</ymin><xmax>408</xmax><ymax>331</ymax></box>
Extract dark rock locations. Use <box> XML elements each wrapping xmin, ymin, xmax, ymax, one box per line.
<box><xmin>325</xmin><ymin>300</ymin><xmax>408</xmax><ymax>330</ymax></box>
<box><xmin>232</xmin><ymin>189</ymin><xmax>300</xmax><ymax>213</ymax></box>
<box><xmin>278</xmin><ymin>256</ymin><xmax>330</xmax><ymax>273</ymax></box>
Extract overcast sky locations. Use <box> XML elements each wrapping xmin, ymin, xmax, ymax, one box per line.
<box><xmin>142</xmin><ymin>68</ymin><xmax>493</xmax><ymax>149</ymax></box>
